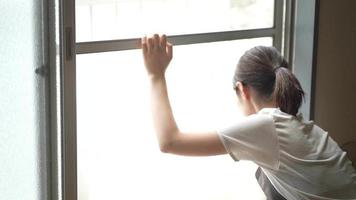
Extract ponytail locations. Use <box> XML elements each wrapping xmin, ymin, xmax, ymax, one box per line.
<box><xmin>273</xmin><ymin>67</ymin><xmax>304</xmax><ymax>116</ymax></box>
<box><xmin>234</xmin><ymin>46</ymin><xmax>305</xmax><ymax>116</ymax></box>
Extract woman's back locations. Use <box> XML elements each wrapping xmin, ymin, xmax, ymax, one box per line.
<box><xmin>222</xmin><ymin>108</ymin><xmax>356</xmax><ymax>199</ymax></box>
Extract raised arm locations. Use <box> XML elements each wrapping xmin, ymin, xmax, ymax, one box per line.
<box><xmin>141</xmin><ymin>34</ymin><xmax>227</xmax><ymax>156</ymax></box>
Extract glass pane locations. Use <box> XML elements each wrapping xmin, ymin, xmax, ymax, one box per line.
<box><xmin>77</xmin><ymin>37</ymin><xmax>272</xmax><ymax>200</ymax></box>
<box><xmin>76</xmin><ymin>0</ymin><xmax>275</xmax><ymax>42</ymax></box>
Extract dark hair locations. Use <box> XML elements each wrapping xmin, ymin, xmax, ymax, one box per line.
<box><xmin>233</xmin><ymin>46</ymin><xmax>304</xmax><ymax>116</ymax></box>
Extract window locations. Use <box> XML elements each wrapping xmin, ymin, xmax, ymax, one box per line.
<box><xmin>0</xmin><ymin>0</ymin><xmax>317</xmax><ymax>200</ymax></box>
<box><xmin>77</xmin><ymin>38</ymin><xmax>272</xmax><ymax>200</ymax></box>
<box><xmin>73</xmin><ymin>0</ymin><xmax>286</xmax><ymax>199</ymax></box>
<box><xmin>76</xmin><ymin>0</ymin><xmax>275</xmax><ymax>42</ymax></box>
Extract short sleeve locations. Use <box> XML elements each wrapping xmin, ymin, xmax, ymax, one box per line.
<box><xmin>217</xmin><ymin>114</ymin><xmax>280</xmax><ymax>170</ymax></box>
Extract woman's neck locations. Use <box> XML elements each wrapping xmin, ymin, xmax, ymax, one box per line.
<box><xmin>251</xmin><ymin>98</ymin><xmax>277</xmax><ymax>113</ymax></box>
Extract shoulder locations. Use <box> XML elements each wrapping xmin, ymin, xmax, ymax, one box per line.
<box><xmin>218</xmin><ymin>112</ymin><xmax>275</xmax><ymax>139</ymax></box>
<box><xmin>258</xmin><ymin>108</ymin><xmax>313</xmax><ymax>132</ymax></box>
<box><xmin>217</xmin><ymin>111</ymin><xmax>280</xmax><ymax>169</ymax></box>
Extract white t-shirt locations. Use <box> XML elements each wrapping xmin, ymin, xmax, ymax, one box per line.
<box><xmin>218</xmin><ymin>108</ymin><xmax>356</xmax><ymax>200</ymax></box>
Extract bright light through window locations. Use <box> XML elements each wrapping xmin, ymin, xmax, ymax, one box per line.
<box><xmin>76</xmin><ymin>0</ymin><xmax>277</xmax><ymax>199</ymax></box>
<box><xmin>76</xmin><ymin>0</ymin><xmax>274</xmax><ymax>42</ymax></box>
<box><xmin>77</xmin><ymin>37</ymin><xmax>272</xmax><ymax>200</ymax></box>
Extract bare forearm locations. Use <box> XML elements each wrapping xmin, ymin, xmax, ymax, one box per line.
<box><xmin>149</xmin><ymin>75</ymin><xmax>179</xmax><ymax>151</ymax></box>
<box><xmin>142</xmin><ymin>34</ymin><xmax>226</xmax><ymax>156</ymax></box>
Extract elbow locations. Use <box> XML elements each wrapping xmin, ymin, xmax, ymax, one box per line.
<box><xmin>158</xmin><ymin>132</ymin><xmax>178</xmax><ymax>153</ymax></box>
<box><xmin>159</xmin><ymin>141</ymin><xmax>172</xmax><ymax>153</ymax></box>
<box><xmin>157</xmin><ymin>130</ymin><xmax>180</xmax><ymax>153</ymax></box>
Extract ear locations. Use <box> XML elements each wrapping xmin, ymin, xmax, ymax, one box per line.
<box><xmin>236</xmin><ymin>82</ymin><xmax>251</xmax><ymax>100</ymax></box>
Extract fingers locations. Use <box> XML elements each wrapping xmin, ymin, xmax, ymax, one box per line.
<box><xmin>160</xmin><ymin>34</ymin><xmax>167</xmax><ymax>50</ymax></box>
<box><xmin>143</xmin><ymin>34</ymin><xmax>172</xmax><ymax>54</ymax></box>
<box><xmin>147</xmin><ymin>37</ymin><xmax>154</xmax><ymax>53</ymax></box>
<box><xmin>153</xmin><ymin>34</ymin><xmax>160</xmax><ymax>50</ymax></box>
<box><xmin>166</xmin><ymin>42</ymin><xmax>173</xmax><ymax>59</ymax></box>
<box><xmin>141</xmin><ymin>36</ymin><xmax>148</xmax><ymax>55</ymax></box>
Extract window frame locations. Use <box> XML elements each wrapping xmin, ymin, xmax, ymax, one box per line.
<box><xmin>54</xmin><ymin>0</ymin><xmax>317</xmax><ymax>199</ymax></box>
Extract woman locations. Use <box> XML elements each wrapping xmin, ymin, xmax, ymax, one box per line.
<box><xmin>141</xmin><ymin>34</ymin><xmax>356</xmax><ymax>200</ymax></box>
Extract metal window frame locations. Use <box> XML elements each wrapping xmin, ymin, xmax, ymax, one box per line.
<box><xmin>291</xmin><ymin>0</ymin><xmax>317</xmax><ymax>120</ymax></box>
<box><xmin>76</xmin><ymin>28</ymin><xmax>277</xmax><ymax>54</ymax></box>
<box><xmin>57</xmin><ymin>0</ymin><xmax>77</xmax><ymax>200</ymax></box>
<box><xmin>58</xmin><ymin>0</ymin><xmax>291</xmax><ymax>200</ymax></box>
<box><xmin>48</xmin><ymin>0</ymin><xmax>62</xmax><ymax>199</ymax></box>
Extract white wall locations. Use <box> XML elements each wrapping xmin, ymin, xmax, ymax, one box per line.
<box><xmin>0</xmin><ymin>1</ymin><xmax>49</xmax><ymax>199</ymax></box>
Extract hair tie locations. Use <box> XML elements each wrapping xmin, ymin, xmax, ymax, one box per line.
<box><xmin>273</xmin><ymin>66</ymin><xmax>283</xmax><ymax>73</ymax></box>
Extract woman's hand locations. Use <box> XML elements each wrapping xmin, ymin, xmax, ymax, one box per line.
<box><xmin>141</xmin><ymin>34</ymin><xmax>173</xmax><ymax>79</ymax></box>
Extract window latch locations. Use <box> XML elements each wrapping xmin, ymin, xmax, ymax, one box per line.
<box><xmin>65</xmin><ymin>27</ymin><xmax>73</xmax><ymax>61</ymax></box>
<box><xmin>35</xmin><ymin>64</ymin><xmax>48</xmax><ymax>77</ymax></box>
